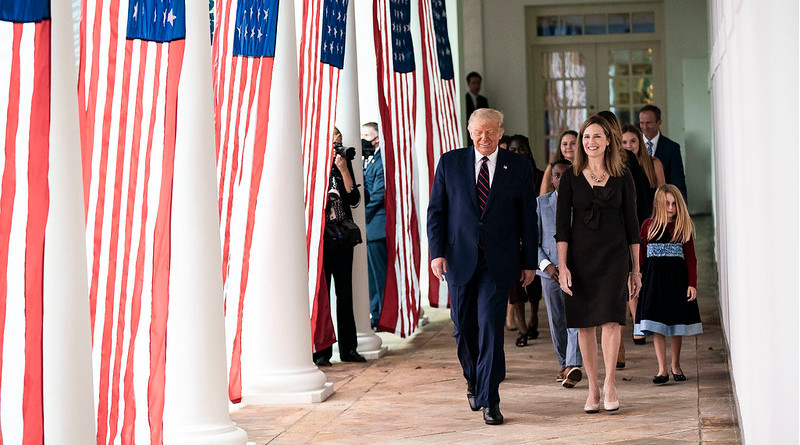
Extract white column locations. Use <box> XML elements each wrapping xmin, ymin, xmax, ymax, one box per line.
<box><xmin>162</xmin><ymin>3</ymin><xmax>248</xmax><ymax>444</ymax></box>
<box><xmin>42</xmin><ymin>0</ymin><xmax>96</xmax><ymax>442</ymax></box>
<box><xmin>240</xmin><ymin>0</ymin><xmax>333</xmax><ymax>404</ymax></box>
<box><xmin>338</xmin><ymin>0</ymin><xmax>387</xmax><ymax>359</ymax></box>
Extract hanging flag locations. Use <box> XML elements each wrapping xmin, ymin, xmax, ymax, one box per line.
<box><xmin>0</xmin><ymin>2</ymin><xmax>50</xmax><ymax>443</ymax></box>
<box><xmin>212</xmin><ymin>0</ymin><xmax>279</xmax><ymax>404</ymax></box>
<box><xmin>78</xmin><ymin>0</ymin><xmax>185</xmax><ymax>443</ymax></box>
<box><xmin>298</xmin><ymin>0</ymin><xmax>348</xmax><ymax>354</ymax></box>
<box><xmin>373</xmin><ymin>0</ymin><xmax>421</xmax><ymax>337</ymax></box>
<box><xmin>418</xmin><ymin>0</ymin><xmax>459</xmax><ymax>308</ymax></box>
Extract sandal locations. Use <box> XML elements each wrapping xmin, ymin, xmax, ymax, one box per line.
<box><xmin>672</xmin><ymin>369</ymin><xmax>686</xmax><ymax>381</ymax></box>
<box><xmin>515</xmin><ymin>332</ymin><xmax>528</xmax><ymax>347</ymax></box>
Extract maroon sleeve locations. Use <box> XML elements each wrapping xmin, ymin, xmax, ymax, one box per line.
<box><xmin>639</xmin><ymin>219</ymin><xmax>650</xmax><ymax>270</ymax></box>
<box><xmin>684</xmin><ymin>236</ymin><xmax>697</xmax><ymax>288</ymax></box>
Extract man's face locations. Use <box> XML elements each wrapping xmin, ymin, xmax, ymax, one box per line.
<box><xmin>469</xmin><ymin>119</ymin><xmax>503</xmax><ymax>156</ymax></box>
<box><xmin>638</xmin><ymin>110</ymin><xmax>661</xmax><ymax>140</ymax></box>
<box><xmin>361</xmin><ymin>127</ymin><xmax>379</xmax><ymax>147</ymax></box>
<box><xmin>467</xmin><ymin>77</ymin><xmax>482</xmax><ymax>95</ymax></box>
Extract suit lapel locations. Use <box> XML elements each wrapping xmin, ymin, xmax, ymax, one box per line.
<box><xmin>482</xmin><ymin>149</ymin><xmax>509</xmax><ymax>216</ymax></box>
<box><xmin>464</xmin><ymin>149</ymin><xmax>480</xmax><ymax>214</ymax></box>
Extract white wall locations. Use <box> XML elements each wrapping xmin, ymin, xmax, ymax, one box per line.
<box><xmin>463</xmin><ymin>0</ymin><xmax>712</xmax><ymax>213</ymax></box>
<box><xmin>709</xmin><ymin>0</ymin><xmax>799</xmax><ymax>442</ymax></box>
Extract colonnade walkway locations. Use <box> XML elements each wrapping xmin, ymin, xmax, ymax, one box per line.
<box><xmin>232</xmin><ymin>216</ymin><xmax>741</xmax><ymax>444</ymax></box>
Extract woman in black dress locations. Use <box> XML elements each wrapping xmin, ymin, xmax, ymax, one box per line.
<box><xmin>556</xmin><ymin>115</ymin><xmax>641</xmax><ymax>413</ymax></box>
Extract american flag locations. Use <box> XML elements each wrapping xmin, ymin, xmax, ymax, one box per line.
<box><xmin>211</xmin><ymin>0</ymin><xmax>279</xmax><ymax>403</ymax></box>
<box><xmin>78</xmin><ymin>0</ymin><xmax>185</xmax><ymax>442</ymax></box>
<box><xmin>418</xmin><ymin>0</ymin><xmax>460</xmax><ymax>308</ymax></box>
<box><xmin>373</xmin><ymin>0</ymin><xmax>421</xmax><ymax>336</ymax></box>
<box><xmin>299</xmin><ymin>0</ymin><xmax>348</xmax><ymax>353</ymax></box>
<box><xmin>0</xmin><ymin>2</ymin><xmax>50</xmax><ymax>442</ymax></box>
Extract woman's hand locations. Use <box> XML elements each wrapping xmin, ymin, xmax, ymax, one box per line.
<box><xmin>333</xmin><ymin>153</ymin><xmax>347</xmax><ymax>172</ymax></box>
<box><xmin>687</xmin><ymin>286</ymin><xmax>697</xmax><ymax>301</ymax></box>
<box><xmin>628</xmin><ymin>273</ymin><xmax>642</xmax><ymax>299</ymax></box>
<box><xmin>559</xmin><ymin>266</ymin><xmax>573</xmax><ymax>296</ymax></box>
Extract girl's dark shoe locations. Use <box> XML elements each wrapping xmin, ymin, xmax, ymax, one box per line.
<box><xmin>653</xmin><ymin>374</ymin><xmax>669</xmax><ymax>384</ymax></box>
<box><xmin>515</xmin><ymin>331</ymin><xmax>528</xmax><ymax>347</ymax></box>
<box><xmin>672</xmin><ymin>369</ymin><xmax>686</xmax><ymax>381</ymax></box>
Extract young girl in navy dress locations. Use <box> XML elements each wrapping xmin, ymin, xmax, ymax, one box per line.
<box><xmin>634</xmin><ymin>184</ymin><xmax>702</xmax><ymax>384</ymax></box>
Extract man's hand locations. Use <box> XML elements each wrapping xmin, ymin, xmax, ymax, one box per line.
<box><xmin>520</xmin><ymin>269</ymin><xmax>535</xmax><ymax>287</ymax></box>
<box><xmin>431</xmin><ymin>257</ymin><xmax>447</xmax><ymax>282</ymax></box>
<box><xmin>544</xmin><ymin>264</ymin><xmax>559</xmax><ymax>282</ymax></box>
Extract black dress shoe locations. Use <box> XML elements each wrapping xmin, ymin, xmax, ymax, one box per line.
<box><xmin>466</xmin><ymin>383</ymin><xmax>479</xmax><ymax>411</ymax></box>
<box><xmin>483</xmin><ymin>403</ymin><xmax>503</xmax><ymax>425</ymax></box>
<box><xmin>653</xmin><ymin>374</ymin><xmax>669</xmax><ymax>384</ymax></box>
<box><xmin>314</xmin><ymin>357</ymin><xmax>332</xmax><ymax>367</ymax></box>
<box><xmin>340</xmin><ymin>350</ymin><xmax>366</xmax><ymax>363</ymax></box>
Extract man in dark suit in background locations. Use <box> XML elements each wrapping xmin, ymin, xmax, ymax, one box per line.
<box><xmin>639</xmin><ymin>105</ymin><xmax>688</xmax><ymax>200</ymax></box>
<box><xmin>427</xmin><ymin>108</ymin><xmax>538</xmax><ymax>425</ymax></box>
<box><xmin>361</xmin><ymin>122</ymin><xmax>387</xmax><ymax>330</ymax></box>
<box><xmin>465</xmin><ymin>72</ymin><xmax>489</xmax><ymax>147</ymax></box>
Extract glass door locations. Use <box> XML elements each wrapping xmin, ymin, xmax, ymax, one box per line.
<box><xmin>597</xmin><ymin>42</ymin><xmax>661</xmax><ymax>126</ymax></box>
<box><xmin>532</xmin><ymin>44</ymin><xmax>597</xmax><ymax>162</ymax></box>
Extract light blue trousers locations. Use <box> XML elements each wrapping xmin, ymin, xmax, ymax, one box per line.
<box><xmin>541</xmin><ymin>275</ymin><xmax>582</xmax><ymax>368</ymax></box>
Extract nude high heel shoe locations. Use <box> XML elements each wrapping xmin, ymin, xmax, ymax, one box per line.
<box><xmin>584</xmin><ymin>392</ymin><xmax>601</xmax><ymax>413</ymax></box>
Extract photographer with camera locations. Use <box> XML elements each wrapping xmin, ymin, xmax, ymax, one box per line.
<box><xmin>314</xmin><ymin>127</ymin><xmax>367</xmax><ymax>367</ymax></box>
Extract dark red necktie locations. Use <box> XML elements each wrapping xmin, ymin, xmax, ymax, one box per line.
<box><xmin>477</xmin><ymin>156</ymin><xmax>490</xmax><ymax>212</ymax></box>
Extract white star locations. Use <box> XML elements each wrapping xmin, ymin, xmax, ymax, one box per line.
<box><xmin>166</xmin><ymin>9</ymin><xmax>176</xmax><ymax>26</ymax></box>
<box><xmin>250</xmin><ymin>27</ymin><xmax>255</xmax><ymax>38</ymax></box>
<box><xmin>264</xmin><ymin>9</ymin><xmax>269</xmax><ymax>19</ymax></box>
<box><xmin>328</xmin><ymin>24</ymin><xmax>331</xmax><ymax>34</ymax></box>
<box><xmin>162</xmin><ymin>10</ymin><xmax>166</xmax><ymax>26</ymax></box>
<box><xmin>153</xmin><ymin>9</ymin><xmax>157</xmax><ymax>23</ymax></box>
<box><xmin>133</xmin><ymin>3</ymin><xmax>138</xmax><ymax>19</ymax></box>
<box><xmin>249</xmin><ymin>6</ymin><xmax>253</xmax><ymax>19</ymax></box>
<box><xmin>257</xmin><ymin>29</ymin><xmax>262</xmax><ymax>40</ymax></box>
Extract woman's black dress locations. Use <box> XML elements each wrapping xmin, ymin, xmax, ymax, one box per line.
<box><xmin>555</xmin><ymin>168</ymin><xmax>640</xmax><ymax>328</ymax></box>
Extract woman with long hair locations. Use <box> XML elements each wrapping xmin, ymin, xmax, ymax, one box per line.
<box><xmin>540</xmin><ymin>130</ymin><xmax>578</xmax><ymax>195</ymax></box>
<box><xmin>556</xmin><ymin>115</ymin><xmax>641</xmax><ymax>413</ymax></box>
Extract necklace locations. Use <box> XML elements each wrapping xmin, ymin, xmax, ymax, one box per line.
<box><xmin>588</xmin><ymin>168</ymin><xmax>607</xmax><ymax>183</ymax></box>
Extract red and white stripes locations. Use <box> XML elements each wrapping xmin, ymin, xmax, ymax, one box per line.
<box><xmin>373</xmin><ymin>0</ymin><xmax>421</xmax><ymax>337</ymax></box>
<box><xmin>418</xmin><ymin>0</ymin><xmax>460</xmax><ymax>308</ymax></box>
<box><xmin>211</xmin><ymin>0</ymin><xmax>275</xmax><ymax>404</ymax></box>
<box><xmin>299</xmin><ymin>0</ymin><xmax>341</xmax><ymax>354</ymax></box>
<box><xmin>0</xmin><ymin>19</ymin><xmax>50</xmax><ymax>444</ymax></box>
<box><xmin>78</xmin><ymin>1</ymin><xmax>184</xmax><ymax>443</ymax></box>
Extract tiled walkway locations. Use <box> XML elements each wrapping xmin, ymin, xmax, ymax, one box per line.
<box><xmin>232</xmin><ymin>216</ymin><xmax>741</xmax><ymax>444</ymax></box>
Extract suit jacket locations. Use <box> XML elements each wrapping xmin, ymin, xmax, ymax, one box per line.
<box><xmin>363</xmin><ymin>149</ymin><xmax>386</xmax><ymax>241</ymax></box>
<box><xmin>427</xmin><ymin>148</ymin><xmax>538</xmax><ymax>287</ymax></box>
<box><xmin>535</xmin><ymin>191</ymin><xmax>558</xmax><ymax>279</ymax></box>
<box><xmin>653</xmin><ymin>135</ymin><xmax>687</xmax><ymax>200</ymax></box>
<box><xmin>465</xmin><ymin>93</ymin><xmax>489</xmax><ymax>118</ymax></box>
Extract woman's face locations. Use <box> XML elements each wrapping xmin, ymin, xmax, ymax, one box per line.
<box><xmin>622</xmin><ymin>131</ymin><xmax>639</xmax><ymax>154</ymax></box>
<box><xmin>582</xmin><ymin>124</ymin><xmax>608</xmax><ymax>160</ymax></box>
<box><xmin>560</xmin><ymin>134</ymin><xmax>577</xmax><ymax>160</ymax></box>
<box><xmin>665</xmin><ymin>193</ymin><xmax>677</xmax><ymax>220</ymax></box>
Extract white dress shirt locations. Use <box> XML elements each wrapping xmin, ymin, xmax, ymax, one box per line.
<box><xmin>643</xmin><ymin>132</ymin><xmax>661</xmax><ymax>156</ymax></box>
<box><xmin>474</xmin><ymin>147</ymin><xmax>499</xmax><ymax>186</ymax></box>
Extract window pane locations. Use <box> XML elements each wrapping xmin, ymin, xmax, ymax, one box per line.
<box><xmin>633</xmin><ymin>77</ymin><xmax>654</xmax><ymax>104</ymax></box>
<box><xmin>544</xmin><ymin>81</ymin><xmax>565</xmax><ymax>107</ymax></box>
<box><xmin>609</xmin><ymin>78</ymin><xmax>630</xmax><ymax>105</ymax></box>
<box><xmin>608</xmin><ymin>13</ymin><xmax>630</xmax><ymax>34</ymax></box>
<box><xmin>631</xmin><ymin>49</ymin><xmax>653</xmax><ymax>75</ymax></box>
<box><xmin>537</xmin><ymin>16</ymin><xmax>559</xmax><ymax>36</ymax></box>
<box><xmin>566</xmin><ymin>109</ymin><xmax>587</xmax><ymax>133</ymax></box>
<box><xmin>632</xmin><ymin>12</ymin><xmax>655</xmax><ymax>33</ymax></box>
<box><xmin>564</xmin><ymin>51</ymin><xmax>586</xmax><ymax>78</ymax></box>
<box><xmin>566</xmin><ymin>80</ymin><xmax>587</xmax><ymax>106</ymax></box>
<box><xmin>609</xmin><ymin>107</ymin><xmax>632</xmax><ymax>125</ymax></box>
<box><xmin>561</xmin><ymin>15</ymin><xmax>583</xmax><ymax>35</ymax></box>
<box><xmin>542</xmin><ymin>52</ymin><xmax>563</xmax><ymax>79</ymax></box>
<box><xmin>584</xmin><ymin>14</ymin><xmax>606</xmax><ymax>34</ymax></box>
<box><xmin>609</xmin><ymin>50</ymin><xmax>630</xmax><ymax>76</ymax></box>
<box><xmin>544</xmin><ymin>109</ymin><xmax>565</xmax><ymax>136</ymax></box>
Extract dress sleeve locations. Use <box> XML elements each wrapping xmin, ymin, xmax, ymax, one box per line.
<box><xmin>639</xmin><ymin>219</ymin><xmax>650</xmax><ymax>270</ymax></box>
<box><xmin>555</xmin><ymin>170</ymin><xmax>573</xmax><ymax>243</ymax></box>
<box><xmin>684</xmin><ymin>236</ymin><xmax>698</xmax><ymax>288</ymax></box>
<box><xmin>621</xmin><ymin>169</ymin><xmax>641</xmax><ymax>244</ymax></box>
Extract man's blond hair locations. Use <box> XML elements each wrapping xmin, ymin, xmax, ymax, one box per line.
<box><xmin>468</xmin><ymin>108</ymin><xmax>504</xmax><ymax>131</ymax></box>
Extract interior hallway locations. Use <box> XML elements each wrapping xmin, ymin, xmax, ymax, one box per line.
<box><xmin>232</xmin><ymin>215</ymin><xmax>740</xmax><ymax>444</ymax></box>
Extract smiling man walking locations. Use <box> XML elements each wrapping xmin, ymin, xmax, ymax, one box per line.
<box><xmin>427</xmin><ymin>108</ymin><xmax>538</xmax><ymax>425</ymax></box>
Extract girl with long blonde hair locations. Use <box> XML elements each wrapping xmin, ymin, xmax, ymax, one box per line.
<box><xmin>634</xmin><ymin>185</ymin><xmax>702</xmax><ymax>384</ymax></box>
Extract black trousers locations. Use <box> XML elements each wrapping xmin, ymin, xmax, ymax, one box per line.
<box><xmin>313</xmin><ymin>241</ymin><xmax>357</xmax><ymax>361</ymax></box>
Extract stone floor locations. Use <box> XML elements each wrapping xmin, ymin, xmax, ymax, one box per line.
<box><xmin>232</xmin><ymin>216</ymin><xmax>741</xmax><ymax>444</ymax></box>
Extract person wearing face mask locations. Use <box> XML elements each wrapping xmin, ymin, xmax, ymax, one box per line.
<box><xmin>360</xmin><ymin>122</ymin><xmax>387</xmax><ymax>330</ymax></box>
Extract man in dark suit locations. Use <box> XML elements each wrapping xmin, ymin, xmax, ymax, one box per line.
<box><xmin>427</xmin><ymin>108</ymin><xmax>538</xmax><ymax>425</ymax></box>
<box><xmin>465</xmin><ymin>72</ymin><xmax>488</xmax><ymax>147</ymax></box>
<box><xmin>361</xmin><ymin>122</ymin><xmax>387</xmax><ymax>330</ymax></box>
<box><xmin>465</xmin><ymin>71</ymin><xmax>489</xmax><ymax>118</ymax></box>
<box><xmin>639</xmin><ymin>105</ymin><xmax>688</xmax><ymax>200</ymax></box>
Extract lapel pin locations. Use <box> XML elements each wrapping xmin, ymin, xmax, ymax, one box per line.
<box><xmin>503</xmin><ymin>165</ymin><xmax>508</xmax><ymax>170</ymax></box>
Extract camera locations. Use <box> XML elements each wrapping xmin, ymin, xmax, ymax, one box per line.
<box><xmin>333</xmin><ymin>142</ymin><xmax>356</xmax><ymax>161</ymax></box>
